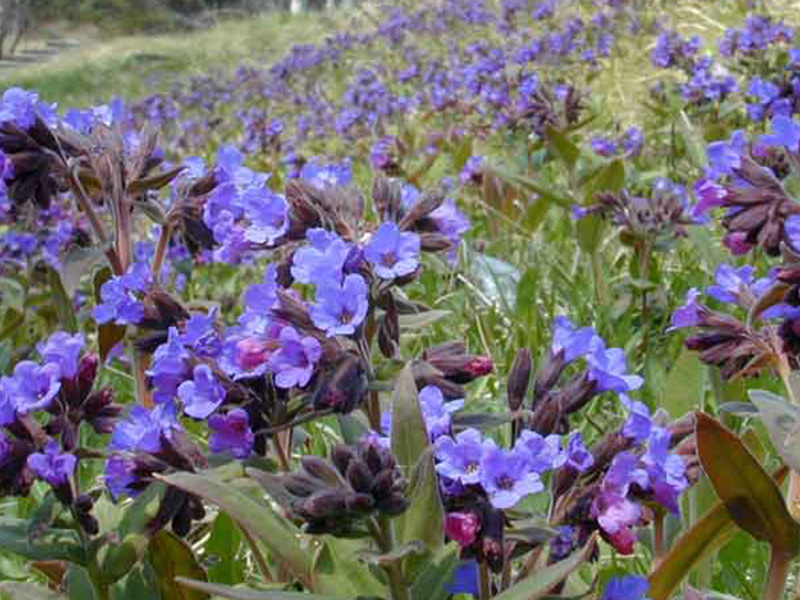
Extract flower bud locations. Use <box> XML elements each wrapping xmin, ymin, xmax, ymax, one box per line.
<box><xmin>507</xmin><ymin>348</ymin><xmax>532</xmax><ymax>411</ymax></box>
<box><xmin>445</xmin><ymin>511</ymin><xmax>480</xmax><ymax>547</ymax></box>
<box><xmin>346</xmin><ymin>459</ymin><xmax>374</xmax><ymax>494</ymax></box>
<box><xmin>312</xmin><ymin>353</ymin><xmax>368</xmax><ymax>414</ymax></box>
<box><xmin>331</xmin><ymin>444</ymin><xmax>358</xmax><ymax>477</ymax></box>
<box><xmin>300</xmin><ymin>489</ymin><xmax>349</xmax><ymax>519</ymax></box>
<box><xmin>77</xmin><ymin>354</ymin><xmax>99</xmax><ymax>402</ymax></box>
<box><xmin>301</xmin><ymin>456</ymin><xmax>344</xmax><ymax>487</ymax></box>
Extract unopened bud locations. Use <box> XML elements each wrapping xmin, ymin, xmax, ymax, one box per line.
<box><xmin>507</xmin><ymin>348</ymin><xmax>532</xmax><ymax>411</ymax></box>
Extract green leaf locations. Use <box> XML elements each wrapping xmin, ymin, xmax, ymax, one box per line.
<box><xmin>313</xmin><ymin>537</ymin><xmax>386</xmax><ymax>597</ymax></box>
<box><xmin>545</xmin><ymin>126</ymin><xmax>580</xmax><ymax>172</ymax></box>
<box><xmin>695</xmin><ymin>412</ymin><xmax>800</xmax><ymax>555</ymax></box>
<box><xmin>650</xmin><ymin>467</ymin><xmax>789</xmax><ymax>600</ymax></box>
<box><xmin>174</xmin><ymin>580</ymin><xmax>348</xmax><ymax>600</ymax></box>
<box><xmin>648</xmin><ymin>500</ymin><xmax>738</xmax><ymax>600</ymax></box>
<box><xmin>677</xmin><ymin>110</ymin><xmax>707</xmax><ymax>170</ymax></box>
<box><xmin>488</xmin><ymin>166</ymin><xmax>572</xmax><ymax>208</ymax></box>
<box><xmin>47</xmin><ymin>268</ymin><xmax>78</xmax><ymax>333</ymax></box>
<box><xmin>65</xmin><ymin>565</ymin><xmax>96</xmax><ymax>600</ymax></box>
<box><xmin>662</xmin><ymin>349</ymin><xmax>705</xmax><ymax>419</ymax></box>
<box><xmin>391</xmin><ymin>364</ymin><xmax>444</xmax><ymax>552</ymax></box>
<box><xmin>0</xmin><ymin>582</ymin><xmax>67</xmax><ymax>600</ymax></box>
<box><xmin>159</xmin><ymin>470</ymin><xmax>314</xmax><ymax>589</ymax></box>
<box><xmin>397</xmin><ymin>310</ymin><xmax>451</xmax><ymax>330</ymax></box>
<box><xmin>0</xmin><ymin>518</ymin><xmax>86</xmax><ymax>565</ymax></box>
<box><xmin>748</xmin><ymin>390</ymin><xmax>800</xmax><ymax>473</ymax></box>
<box><xmin>409</xmin><ymin>545</ymin><xmax>460</xmax><ymax>600</ymax></box>
<box><xmin>147</xmin><ymin>530</ymin><xmax>209</xmax><ymax>600</ymax></box>
<box><xmin>0</xmin><ymin>277</ymin><xmax>25</xmax><ymax>313</ymax></box>
<box><xmin>582</xmin><ymin>158</ymin><xmax>625</xmax><ymax>201</ymax></box>
<box><xmin>60</xmin><ymin>246</ymin><xmax>104</xmax><ymax>297</ymax></box>
<box><xmin>493</xmin><ymin>534</ymin><xmax>596</xmax><ymax>600</ymax></box>
<box><xmin>206</xmin><ymin>512</ymin><xmax>244</xmax><ymax>585</ymax></box>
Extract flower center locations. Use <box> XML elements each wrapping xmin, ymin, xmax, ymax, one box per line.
<box><xmin>382</xmin><ymin>251</ymin><xmax>398</xmax><ymax>267</ymax></box>
<box><xmin>496</xmin><ymin>475</ymin><xmax>514</xmax><ymax>490</ymax></box>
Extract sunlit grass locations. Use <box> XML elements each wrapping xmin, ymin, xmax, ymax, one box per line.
<box><xmin>0</xmin><ymin>12</ymin><xmax>338</xmax><ymax>108</ymax></box>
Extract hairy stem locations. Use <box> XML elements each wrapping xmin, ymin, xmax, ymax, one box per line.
<box><xmin>479</xmin><ymin>561</ymin><xmax>491</xmax><ymax>600</ymax></box>
<box><xmin>151</xmin><ymin>223</ymin><xmax>172</xmax><ymax>282</ymax></box>
<box><xmin>132</xmin><ymin>350</ymin><xmax>152</xmax><ymax>408</ymax></box>
<box><xmin>653</xmin><ymin>508</ymin><xmax>666</xmax><ymax>560</ymax></box>
<box><xmin>764</xmin><ymin>549</ymin><xmax>791</xmax><ymax>600</ymax></box>
<box><xmin>373</xmin><ymin>517</ymin><xmax>410</xmax><ymax>600</ymax></box>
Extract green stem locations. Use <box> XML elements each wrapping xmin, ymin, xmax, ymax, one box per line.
<box><xmin>373</xmin><ymin>517</ymin><xmax>410</xmax><ymax>600</ymax></box>
<box><xmin>87</xmin><ymin>560</ymin><xmax>112</xmax><ymax>600</ymax></box>
<box><xmin>764</xmin><ymin>549</ymin><xmax>791</xmax><ymax>600</ymax></box>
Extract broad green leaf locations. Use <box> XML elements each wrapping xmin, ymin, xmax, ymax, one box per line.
<box><xmin>313</xmin><ymin>537</ymin><xmax>386</xmax><ymax>597</ymax></box>
<box><xmin>0</xmin><ymin>518</ymin><xmax>86</xmax><ymax>565</ymax></box>
<box><xmin>662</xmin><ymin>350</ymin><xmax>705</xmax><ymax>419</ymax></box>
<box><xmin>159</xmin><ymin>471</ymin><xmax>314</xmax><ymax>589</ymax></box>
<box><xmin>0</xmin><ymin>583</ymin><xmax>67</xmax><ymax>600</ymax></box>
<box><xmin>174</xmin><ymin>580</ymin><xmax>348</xmax><ymax>600</ymax></box>
<box><xmin>147</xmin><ymin>530</ymin><xmax>209</xmax><ymax>600</ymax></box>
<box><xmin>648</xmin><ymin>500</ymin><xmax>738</xmax><ymax>600</ymax></box>
<box><xmin>113</xmin><ymin>564</ymin><xmax>161</xmax><ymax>600</ymax></box>
<box><xmin>66</xmin><ymin>565</ymin><xmax>95</xmax><ymax>600</ymax></box>
<box><xmin>582</xmin><ymin>158</ymin><xmax>625</xmax><ymax>202</ymax></box>
<box><xmin>397</xmin><ymin>310</ymin><xmax>451</xmax><ymax>330</ymax></box>
<box><xmin>696</xmin><ymin>413</ymin><xmax>800</xmax><ymax>555</ymax></box>
<box><xmin>748</xmin><ymin>390</ymin><xmax>800</xmax><ymax>473</ymax></box>
<box><xmin>651</xmin><ymin>467</ymin><xmax>789</xmax><ymax>600</ymax></box>
<box><xmin>48</xmin><ymin>268</ymin><xmax>78</xmax><ymax>333</ymax></box>
<box><xmin>493</xmin><ymin>534</ymin><xmax>596</xmax><ymax>600</ymax></box>
<box><xmin>0</xmin><ymin>277</ymin><xmax>25</xmax><ymax>313</ymax></box>
<box><xmin>206</xmin><ymin>512</ymin><xmax>244</xmax><ymax>585</ymax></box>
<box><xmin>545</xmin><ymin>126</ymin><xmax>580</xmax><ymax>172</ymax></box>
<box><xmin>409</xmin><ymin>545</ymin><xmax>460</xmax><ymax>600</ymax></box>
<box><xmin>391</xmin><ymin>364</ymin><xmax>444</xmax><ymax>552</ymax></box>
<box><xmin>60</xmin><ymin>246</ymin><xmax>104</xmax><ymax>297</ymax></box>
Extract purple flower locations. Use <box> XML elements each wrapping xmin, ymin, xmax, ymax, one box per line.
<box><xmin>513</xmin><ymin>430</ymin><xmax>566</xmax><ymax>472</ymax></box>
<box><xmin>364</xmin><ymin>222</ymin><xmax>420</xmax><ymax>280</ymax></box>
<box><xmin>147</xmin><ymin>328</ymin><xmax>189</xmax><ymax>403</ymax></box>
<box><xmin>706</xmin><ymin>130</ymin><xmax>746</xmax><ymax>179</ymax></box>
<box><xmin>10</xmin><ymin>361</ymin><xmax>61</xmax><ymax>414</ymax></box>
<box><xmin>0</xmin><ymin>377</ymin><xmax>17</xmax><ymax>425</ymax></box>
<box><xmin>621</xmin><ymin>395</ymin><xmax>652</xmax><ymax>443</ymax></box>
<box><xmin>244</xmin><ymin>187</ymin><xmax>289</xmax><ymax>245</ymax></box>
<box><xmin>181</xmin><ymin>310</ymin><xmax>221</xmax><ymax>358</ymax></box>
<box><xmin>669</xmin><ymin>288</ymin><xmax>703</xmax><ymax>330</ymax></box>
<box><xmin>479</xmin><ymin>445</ymin><xmax>543</xmax><ymax>509</ymax></box>
<box><xmin>110</xmin><ymin>403</ymin><xmax>178</xmax><ymax>453</ymax></box>
<box><xmin>268</xmin><ymin>326</ymin><xmax>322</xmax><ymax>389</ymax></box>
<box><xmin>706</xmin><ymin>264</ymin><xmax>753</xmax><ymax>304</ymax></box>
<box><xmin>460</xmin><ymin>156</ymin><xmax>484</xmax><ymax>185</ymax></box>
<box><xmin>93</xmin><ymin>263</ymin><xmax>150</xmax><ymax>326</ymax></box>
<box><xmin>592</xmin><ymin>452</ymin><xmax>646</xmax><ymax>535</ymax></box>
<box><xmin>241</xmin><ymin>264</ymin><xmax>279</xmax><ymax>334</ymax></box>
<box><xmin>591</xmin><ymin>137</ymin><xmax>618</xmax><ymax>157</ymax></box>
<box><xmin>291</xmin><ymin>228</ymin><xmax>352</xmax><ymax>285</ymax></box>
<box><xmin>444</xmin><ymin>561</ymin><xmax>479</xmax><ymax>596</ymax></box>
<box><xmin>0</xmin><ymin>88</ymin><xmax>39</xmax><ymax>129</ymax></box>
<box><xmin>37</xmin><ymin>332</ymin><xmax>84</xmax><ymax>380</ymax></box>
<box><xmin>786</xmin><ymin>215</ymin><xmax>800</xmax><ymax>252</ymax></box>
<box><xmin>586</xmin><ymin>343</ymin><xmax>643</xmax><ymax>394</ymax></box>
<box><xmin>105</xmin><ymin>455</ymin><xmax>138</xmax><ymax>499</ymax></box>
<box><xmin>419</xmin><ymin>385</ymin><xmax>464</xmax><ymax>439</ymax></box>
<box><xmin>565</xmin><ymin>432</ymin><xmax>593</xmax><ymax>471</ymax></box>
<box><xmin>209</xmin><ymin>409</ymin><xmax>254</xmax><ymax>459</ymax></box>
<box><xmin>300</xmin><ymin>161</ymin><xmax>352</xmax><ymax>188</ymax></box>
<box><xmin>551</xmin><ymin>316</ymin><xmax>597</xmax><ymax>362</ymax></box>
<box><xmin>27</xmin><ymin>442</ymin><xmax>76</xmax><ymax>486</ymax></box>
<box><xmin>177</xmin><ymin>364</ymin><xmax>226</xmax><ymax>419</ymax></box>
<box><xmin>643</xmin><ymin>426</ymin><xmax>688</xmax><ymax>513</ymax></box>
<box><xmin>602</xmin><ymin>576</ymin><xmax>651</xmax><ymax>600</ymax></box>
<box><xmin>430</xmin><ymin>198</ymin><xmax>470</xmax><ymax>259</ymax></box>
<box><xmin>310</xmin><ymin>274</ymin><xmax>369</xmax><ymax>337</ymax></box>
<box><xmin>693</xmin><ymin>179</ymin><xmax>728</xmax><ymax>216</ymax></box>
<box><xmin>435</xmin><ymin>428</ymin><xmax>490</xmax><ymax>485</ymax></box>
<box><xmin>760</xmin><ymin>115</ymin><xmax>800</xmax><ymax>150</ymax></box>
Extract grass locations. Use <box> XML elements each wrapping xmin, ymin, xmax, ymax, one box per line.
<box><xmin>0</xmin><ymin>12</ymin><xmax>338</xmax><ymax>108</ymax></box>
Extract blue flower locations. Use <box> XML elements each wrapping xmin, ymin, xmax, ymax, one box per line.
<box><xmin>291</xmin><ymin>228</ymin><xmax>352</xmax><ymax>286</ymax></box>
<box><xmin>37</xmin><ymin>332</ymin><xmax>84</xmax><ymax>380</ymax></box>
<box><xmin>110</xmin><ymin>403</ymin><xmax>178</xmax><ymax>454</ymax></box>
<box><xmin>244</xmin><ymin>187</ymin><xmax>288</xmax><ymax>245</ymax></box>
<box><xmin>418</xmin><ymin>385</ymin><xmax>464</xmax><ymax>439</ymax></box>
<box><xmin>760</xmin><ymin>115</ymin><xmax>800</xmax><ymax>150</ymax></box>
<box><xmin>147</xmin><ymin>328</ymin><xmax>189</xmax><ymax>403</ymax></box>
<box><xmin>435</xmin><ymin>428</ymin><xmax>491</xmax><ymax>485</ymax></box>
<box><xmin>268</xmin><ymin>326</ymin><xmax>322</xmax><ymax>389</ymax></box>
<box><xmin>479</xmin><ymin>444</ymin><xmax>543</xmax><ymax>509</ymax></box>
<box><xmin>310</xmin><ymin>274</ymin><xmax>369</xmax><ymax>337</ymax></box>
<box><xmin>621</xmin><ymin>395</ymin><xmax>652</xmax><ymax>443</ymax></box>
<box><xmin>27</xmin><ymin>442</ymin><xmax>76</xmax><ymax>487</ymax></box>
<box><xmin>586</xmin><ymin>343</ymin><xmax>643</xmax><ymax>394</ymax></box>
<box><xmin>364</xmin><ymin>222</ymin><xmax>421</xmax><ymax>280</ymax></box>
<box><xmin>565</xmin><ymin>432</ymin><xmax>594</xmax><ymax>471</ymax></box>
<box><xmin>551</xmin><ymin>316</ymin><xmax>598</xmax><ymax>362</ymax></box>
<box><xmin>444</xmin><ymin>561</ymin><xmax>479</xmax><ymax>597</ymax></box>
<box><xmin>669</xmin><ymin>288</ymin><xmax>703</xmax><ymax>330</ymax></box>
<box><xmin>10</xmin><ymin>361</ymin><xmax>61</xmax><ymax>414</ymax></box>
<box><xmin>209</xmin><ymin>408</ymin><xmax>254</xmax><ymax>459</ymax></box>
<box><xmin>177</xmin><ymin>364</ymin><xmax>226</xmax><ymax>419</ymax></box>
<box><xmin>706</xmin><ymin>264</ymin><xmax>754</xmax><ymax>304</ymax></box>
<box><xmin>706</xmin><ymin>130</ymin><xmax>746</xmax><ymax>179</ymax></box>
<box><xmin>513</xmin><ymin>430</ymin><xmax>566</xmax><ymax>473</ymax></box>
<box><xmin>602</xmin><ymin>575</ymin><xmax>651</xmax><ymax>600</ymax></box>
